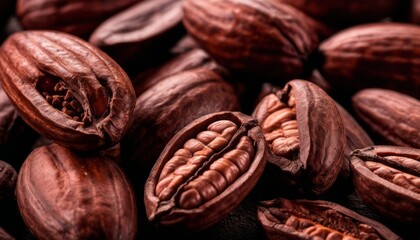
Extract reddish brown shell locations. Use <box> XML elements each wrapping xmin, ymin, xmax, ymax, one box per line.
<box><xmin>144</xmin><ymin>111</ymin><xmax>268</xmax><ymax>232</ymax></box>
<box><xmin>351</xmin><ymin>145</ymin><xmax>420</xmax><ymax>224</ymax></box>
<box><xmin>0</xmin><ymin>30</ymin><xmax>136</xmax><ymax>151</ymax></box>
<box><xmin>16</xmin><ymin>143</ymin><xmax>137</xmax><ymax>240</ymax></box>
<box><xmin>182</xmin><ymin>0</ymin><xmax>318</xmax><ymax>79</ymax></box>
<box><xmin>89</xmin><ymin>0</ymin><xmax>185</xmax><ymax>68</ymax></box>
<box><xmin>16</xmin><ymin>0</ymin><xmax>138</xmax><ymax>38</ymax></box>
<box><xmin>252</xmin><ymin>79</ymin><xmax>345</xmax><ymax>195</ymax></box>
<box><xmin>319</xmin><ymin>23</ymin><xmax>420</xmax><ymax>98</ymax></box>
<box><xmin>352</xmin><ymin>88</ymin><xmax>420</xmax><ymax>148</ymax></box>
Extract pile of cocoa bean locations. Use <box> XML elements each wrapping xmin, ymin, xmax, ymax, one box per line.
<box><xmin>0</xmin><ymin>0</ymin><xmax>419</xmax><ymax>240</ymax></box>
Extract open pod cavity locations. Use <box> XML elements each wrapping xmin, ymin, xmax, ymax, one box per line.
<box><xmin>144</xmin><ymin>111</ymin><xmax>268</xmax><ymax>232</ymax></box>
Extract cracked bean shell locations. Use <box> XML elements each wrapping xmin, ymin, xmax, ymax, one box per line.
<box><xmin>252</xmin><ymin>79</ymin><xmax>345</xmax><ymax>195</ymax></box>
<box><xmin>0</xmin><ymin>30</ymin><xmax>136</xmax><ymax>151</ymax></box>
<box><xmin>351</xmin><ymin>145</ymin><xmax>420</xmax><ymax>224</ymax></box>
<box><xmin>258</xmin><ymin>198</ymin><xmax>401</xmax><ymax>240</ymax></box>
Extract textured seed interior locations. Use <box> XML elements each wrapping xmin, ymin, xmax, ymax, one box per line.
<box><xmin>261</xmin><ymin>93</ymin><xmax>299</xmax><ymax>158</ymax></box>
<box><xmin>366</xmin><ymin>161</ymin><xmax>420</xmax><ymax>194</ymax></box>
<box><xmin>285</xmin><ymin>215</ymin><xmax>358</xmax><ymax>240</ymax></box>
<box><xmin>273</xmin><ymin>209</ymin><xmax>381</xmax><ymax>239</ymax></box>
<box><xmin>155</xmin><ymin>120</ymin><xmax>255</xmax><ymax>209</ymax></box>
<box><xmin>36</xmin><ymin>74</ymin><xmax>89</xmax><ymax>124</ymax></box>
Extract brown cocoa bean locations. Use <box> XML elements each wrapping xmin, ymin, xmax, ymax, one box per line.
<box><xmin>318</xmin><ymin>23</ymin><xmax>420</xmax><ymax>98</ymax></box>
<box><xmin>352</xmin><ymin>88</ymin><xmax>420</xmax><ymax>148</ymax></box>
<box><xmin>252</xmin><ymin>79</ymin><xmax>345</xmax><ymax>195</ymax></box>
<box><xmin>258</xmin><ymin>197</ymin><xmax>402</xmax><ymax>240</ymax></box>
<box><xmin>351</xmin><ymin>145</ymin><xmax>420</xmax><ymax>224</ymax></box>
<box><xmin>16</xmin><ymin>143</ymin><xmax>137</xmax><ymax>240</ymax></box>
<box><xmin>182</xmin><ymin>0</ymin><xmax>318</xmax><ymax>79</ymax></box>
<box><xmin>144</xmin><ymin>111</ymin><xmax>268</xmax><ymax>232</ymax></box>
<box><xmin>16</xmin><ymin>0</ymin><xmax>139</xmax><ymax>38</ymax></box>
<box><xmin>0</xmin><ymin>30</ymin><xmax>136</xmax><ymax>151</ymax></box>
<box><xmin>89</xmin><ymin>0</ymin><xmax>185</xmax><ymax>69</ymax></box>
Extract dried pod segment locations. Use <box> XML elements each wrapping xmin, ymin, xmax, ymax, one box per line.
<box><xmin>144</xmin><ymin>111</ymin><xmax>268</xmax><ymax>232</ymax></box>
<box><xmin>0</xmin><ymin>30</ymin><xmax>136</xmax><ymax>151</ymax></box>
<box><xmin>252</xmin><ymin>79</ymin><xmax>345</xmax><ymax>195</ymax></box>
<box><xmin>16</xmin><ymin>143</ymin><xmax>137</xmax><ymax>240</ymax></box>
<box><xmin>352</xmin><ymin>89</ymin><xmax>420</xmax><ymax>148</ymax></box>
<box><xmin>182</xmin><ymin>0</ymin><xmax>318</xmax><ymax>79</ymax></box>
<box><xmin>132</xmin><ymin>48</ymin><xmax>220</xmax><ymax>96</ymax></box>
<box><xmin>0</xmin><ymin>160</ymin><xmax>17</xmax><ymax>200</ymax></box>
<box><xmin>121</xmin><ymin>68</ymin><xmax>240</xmax><ymax>181</ymax></box>
<box><xmin>351</xmin><ymin>145</ymin><xmax>420</xmax><ymax>224</ymax></box>
<box><xmin>318</xmin><ymin>23</ymin><xmax>420</xmax><ymax>98</ymax></box>
<box><xmin>16</xmin><ymin>0</ymin><xmax>138</xmax><ymax>38</ymax></box>
<box><xmin>276</xmin><ymin>0</ymin><xmax>401</xmax><ymax>28</ymax></box>
<box><xmin>89</xmin><ymin>0</ymin><xmax>185</xmax><ymax>69</ymax></box>
<box><xmin>336</xmin><ymin>102</ymin><xmax>373</xmax><ymax>181</ymax></box>
<box><xmin>258</xmin><ymin>198</ymin><xmax>401</xmax><ymax>240</ymax></box>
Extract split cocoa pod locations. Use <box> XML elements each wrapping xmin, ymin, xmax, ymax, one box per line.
<box><xmin>258</xmin><ymin>197</ymin><xmax>401</xmax><ymax>240</ymax></box>
<box><xmin>0</xmin><ymin>30</ymin><xmax>136</xmax><ymax>151</ymax></box>
<box><xmin>252</xmin><ymin>79</ymin><xmax>346</xmax><ymax>195</ymax></box>
<box><xmin>351</xmin><ymin>145</ymin><xmax>420</xmax><ymax>225</ymax></box>
<box><xmin>144</xmin><ymin>111</ymin><xmax>268</xmax><ymax>232</ymax></box>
